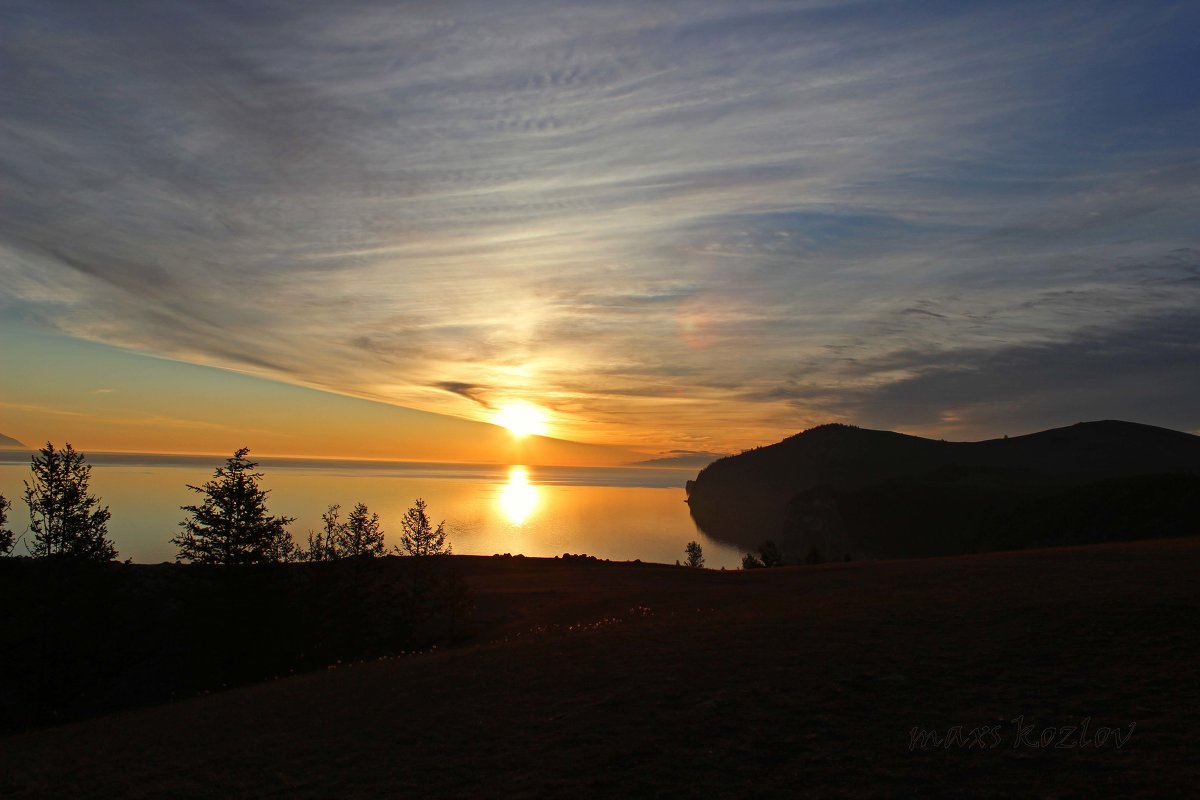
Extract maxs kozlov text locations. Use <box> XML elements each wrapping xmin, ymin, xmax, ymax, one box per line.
<box><xmin>908</xmin><ymin>716</ymin><xmax>1135</xmax><ymax>751</ymax></box>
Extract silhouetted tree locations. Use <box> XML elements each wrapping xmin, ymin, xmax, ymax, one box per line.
<box><xmin>23</xmin><ymin>442</ymin><xmax>117</xmax><ymax>560</ymax></box>
<box><xmin>758</xmin><ymin>540</ymin><xmax>784</xmax><ymax>567</ymax></box>
<box><xmin>0</xmin><ymin>494</ymin><xmax>13</xmax><ymax>556</ymax></box>
<box><xmin>172</xmin><ymin>447</ymin><xmax>295</xmax><ymax>564</ymax></box>
<box><xmin>301</xmin><ymin>502</ymin><xmax>386</xmax><ymax>560</ymax></box>
<box><xmin>303</xmin><ymin>503</ymin><xmax>346</xmax><ymax>561</ymax></box>
<box><xmin>396</xmin><ymin>498</ymin><xmax>450</xmax><ymax>557</ymax></box>
<box><xmin>742</xmin><ymin>552</ymin><xmax>764</xmax><ymax>569</ymax></box>
<box><xmin>345</xmin><ymin>502</ymin><xmax>385</xmax><ymax>557</ymax></box>
<box><xmin>684</xmin><ymin>540</ymin><xmax>704</xmax><ymax>568</ymax></box>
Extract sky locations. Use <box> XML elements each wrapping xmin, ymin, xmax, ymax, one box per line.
<box><xmin>2</xmin><ymin>0</ymin><xmax>1198</xmax><ymax>461</ymax></box>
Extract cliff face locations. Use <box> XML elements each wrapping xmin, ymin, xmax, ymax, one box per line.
<box><xmin>685</xmin><ymin>421</ymin><xmax>1200</xmax><ymax>561</ymax></box>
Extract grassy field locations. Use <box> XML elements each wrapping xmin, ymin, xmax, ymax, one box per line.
<box><xmin>2</xmin><ymin>538</ymin><xmax>1197</xmax><ymax>798</ymax></box>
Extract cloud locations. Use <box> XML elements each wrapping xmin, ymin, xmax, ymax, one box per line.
<box><xmin>887</xmin><ymin>310</ymin><xmax>1198</xmax><ymax>421</ymax></box>
<box><xmin>1</xmin><ymin>1</ymin><xmax>1198</xmax><ymax>448</ymax></box>
<box><xmin>756</xmin><ymin>303</ymin><xmax>1200</xmax><ymax>438</ymax></box>
<box><xmin>434</xmin><ymin>381</ymin><xmax>493</xmax><ymax>408</ymax></box>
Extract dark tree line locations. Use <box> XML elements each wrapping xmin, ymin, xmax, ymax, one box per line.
<box><xmin>1</xmin><ymin>444</ymin><xmax>468</xmax><ymax>733</ymax></box>
<box><xmin>2</xmin><ymin>443</ymin><xmax>451</xmax><ymax>564</ymax></box>
<box><xmin>169</xmin><ymin>447</ymin><xmax>449</xmax><ymax>564</ymax></box>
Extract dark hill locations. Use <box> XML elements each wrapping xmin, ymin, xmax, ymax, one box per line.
<box><xmin>686</xmin><ymin>421</ymin><xmax>1200</xmax><ymax>561</ymax></box>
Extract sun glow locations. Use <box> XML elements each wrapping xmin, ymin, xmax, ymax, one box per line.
<box><xmin>499</xmin><ymin>465</ymin><xmax>539</xmax><ymax>525</ymax></box>
<box><xmin>494</xmin><ymin>402</ymin><xmax>548</xmax><ymax>438</ymax></box>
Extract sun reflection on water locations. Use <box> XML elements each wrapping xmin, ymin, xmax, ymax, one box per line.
<box><xmin>499</xmin><ymin>465</ymin><xmax>539</xmax><ymax>525</ymax></box>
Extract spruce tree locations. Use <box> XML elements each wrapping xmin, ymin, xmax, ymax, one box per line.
<box><xmin>396</xmin><ymin>498</ymin><xmax>450</xmax><ymax>557</ymax></box>
<box><xmin>345</xmin><ymin>502</ymin><xmax>385</xmax><ymax>557</ymax></box>
<box><xmin>172</xmin><ymin>447</ymin><xmax>295</xmax><ymax>564</ymax></box>
<box><xmin>24</xmin><ymin>442</ymin><xmax>117</xmax><ymax>560</ymax></box>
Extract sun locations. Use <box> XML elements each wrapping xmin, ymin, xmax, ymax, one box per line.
<box><xmin>493</xmin><ymin>402</ymin><xmax>548</xmax><ymax>438</ymax></box>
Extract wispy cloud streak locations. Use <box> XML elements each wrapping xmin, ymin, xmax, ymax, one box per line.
<box><xmin>2</xmin><ymin>1</ymin><xmax>1197</xmax><ymax>447</ymax></box>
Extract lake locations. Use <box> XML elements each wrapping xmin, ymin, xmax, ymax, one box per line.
<box><xmin>0</xmin><ymin>452</ymin><xmax>743</xmax><ymax>568</ymax></box>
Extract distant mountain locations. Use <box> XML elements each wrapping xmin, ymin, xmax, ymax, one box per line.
<box><xmin>0</xmin><ymin>433</ymin><xmax>27</xmax><ymax>449</ymax></box>
<box><xmin>685</xmin><ymin>421</ymin><xmax>1200</xmax><ymax>562</ymax></box>
<box><xmin>630</xmin><ymin>450</ymin><xmax>729</xmax><ymax>468</ymax></box>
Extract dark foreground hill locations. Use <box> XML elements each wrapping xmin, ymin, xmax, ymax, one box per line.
<box><xmin>1</xmin><ymin>539</ymin><xmax>1197</xmax><ymax>798</ymax></box>
<box><xmin>685</xmin><ymin>421</ymin><xmax>1200</xmax><ymax>562</ymax></box>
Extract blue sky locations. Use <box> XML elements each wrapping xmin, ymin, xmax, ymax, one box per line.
<box><xmin>2</xmin><ymin>0</ymin><xmax>1197</xmax><ymax>455</ymax></box>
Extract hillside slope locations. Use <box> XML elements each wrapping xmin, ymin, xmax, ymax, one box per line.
<box><xmin>2</xmin><ymin>539</ymin><xmax>1196</xmax><ymax>798</ymax></box>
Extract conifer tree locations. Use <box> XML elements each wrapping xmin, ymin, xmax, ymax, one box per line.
<box><xmin>345</xmin><ymin>502</ymin><xmax>385</xmax><ymax>557</ymax></box>
<box><xmin>24</xmin><ymin>442</ymin><xmax>117</xmax><ymax>560</ymax></box>
<box><xmin>172</xmin><ymin>447</ymin><xmax>295</xmax><ymax>564</ymax></box>
<box><xmin>684</xmin><ymin>540</ymin><xmax>704</xmax><ymax>568</ymax></box>
<box><xmin>396</xmin><ymin>498</ymin><xmax>450</xmax><ymax>557</ymax></box>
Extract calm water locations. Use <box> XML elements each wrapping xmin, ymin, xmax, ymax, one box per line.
<box><xmin>0</xmin><ymin>453</ymin><xmax>742</xmax><ymax>568</ymax></box>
